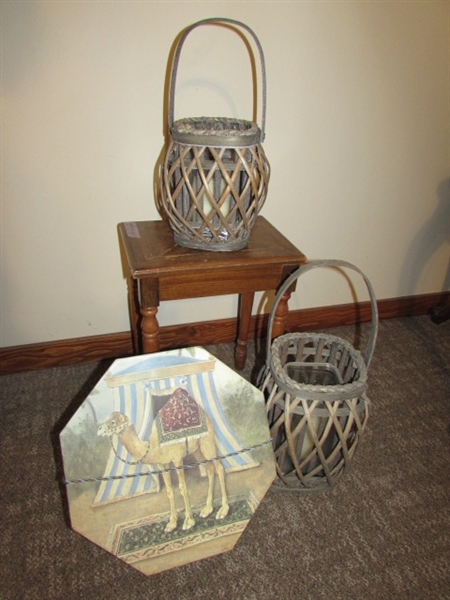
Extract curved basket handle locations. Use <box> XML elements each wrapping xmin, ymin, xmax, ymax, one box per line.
<box><xmin>167</xmin><ymin>18</ymin><xmax>267</xmax><ymax>141</ymax></box>
<box><xmin>266</xmin><ymin>260</ymin><xmax>379</xmax><ymax>369</ymax></box>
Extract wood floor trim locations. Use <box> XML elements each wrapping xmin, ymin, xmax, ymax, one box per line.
<box><xmin>1</xmin><ymin>291</ymin><xmax>448</xmax><ymax>375</ymax></box>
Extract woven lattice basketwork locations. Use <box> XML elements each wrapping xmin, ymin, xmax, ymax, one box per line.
<box><xmin>161</xmin><ymin>18</ymin><xmax>270</xmax><ymax>251</ymax></box>
<box><xmin>259</xmin><ymin>260</ymin><xmax>378</xmax><ymax>492</ymax></box>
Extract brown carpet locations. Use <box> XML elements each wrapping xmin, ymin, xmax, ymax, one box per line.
<box><xmin>1</xmin><ymin>316</ymin><xmax>449</xmax><ymax>600</ymax></box>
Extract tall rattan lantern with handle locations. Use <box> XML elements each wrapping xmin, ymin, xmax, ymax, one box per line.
<box><xmin>259</xmin><ymin>260</ymin><xmax>379</xmax><ymax>492</ymax></box>
<box><xmin>161</xmin><ymin>18</ymin><xmax>270</xmax><ymax>251</ymax></box>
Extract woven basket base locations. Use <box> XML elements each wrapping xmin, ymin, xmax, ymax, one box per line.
<box><xmin>174</xmin><ymin>231</ymin><xmax>249</xmax><ymax>252</ymax></box>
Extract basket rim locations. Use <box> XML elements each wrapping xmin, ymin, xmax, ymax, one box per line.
<box><xmin>269</xmin><ymin>332</ymin><xmax>368</xmax><ymax>401</ymax></box>
<box><xmin>171</xmin><ymin>117</ymin><xmax>262</xmax><ymax>147</ymax></box>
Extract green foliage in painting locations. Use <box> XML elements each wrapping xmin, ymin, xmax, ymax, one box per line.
<box><xmin>219</xmin><ymin>377</ymin><xmax>270</xmax><ymax>463</ymax></box>
<box><xmin>60</xmin><ymin>411</ymin><xmax>110</xmax><ymax>497</ymax></box>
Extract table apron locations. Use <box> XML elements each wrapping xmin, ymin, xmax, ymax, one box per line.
<box><xmin>151</xmin><ymin>265</ymin><xmax>300</xmax><ymax>301</ymax></box>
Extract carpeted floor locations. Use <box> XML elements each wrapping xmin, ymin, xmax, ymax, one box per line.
<box><xmin>1</xmin><ymin>316</ymin><xmax>449</xmax><ymax>600</ymax></box>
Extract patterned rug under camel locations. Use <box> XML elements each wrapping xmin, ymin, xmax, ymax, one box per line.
<box><xmin>60</xmin><ymin>347</ymin><xmax>276</xmax><ymax>576</ymax></box>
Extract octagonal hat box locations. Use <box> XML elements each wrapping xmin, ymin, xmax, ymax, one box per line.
<box><xmin>60</xmin><ymin>347</ymin><xmax>275</xmax><ymax>576</ymax></box>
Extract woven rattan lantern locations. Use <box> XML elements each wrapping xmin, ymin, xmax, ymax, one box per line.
<box><xmin>161</xmin><ymin>18</ymin><xmax>270</xmax><ymax>251</ymax></box>
<box><xmin>259</xmin><ymin>260</ymin><xmax>378</xmax><ymax>492</ymax></box>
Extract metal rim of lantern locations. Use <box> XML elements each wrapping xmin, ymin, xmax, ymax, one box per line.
<box><xmin>259</xmin><ymin>260</ymin><xmax>379</xmax><ymax>492</ymax></box>
<box><xmin>161</xmin><ymin>18</ymin><xmax>270</xmax><ymax>251</ymax></box>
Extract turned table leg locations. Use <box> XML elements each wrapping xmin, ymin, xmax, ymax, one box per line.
<box><xmin>141</xmin><ymin>306</ymin><xmax>160</xmax><ymax>353</ymax></box>
<box><xmin>271</xmin><ymin>288</ymin><xmax>293</xmax><ymax>339</ymax></box>
<box><xmin>235</xmin><ymin>292</ymin><xmax>255</xmax><ymax>370</ymax></box>
<box><xmin>139</xmin><ymin>279</ymin><xmax>160</xmax><ymax>354</ymax></box>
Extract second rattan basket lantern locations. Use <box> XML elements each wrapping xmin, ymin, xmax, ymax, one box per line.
<box><xmin>161</xmin><ymin>18</ymin><xmax>270</xmax><ymax>251</ymax></box>
<box><xmin>259</xmin><ymin>260</ymin><xmax>378</xmax><ymax>492</ymax></box>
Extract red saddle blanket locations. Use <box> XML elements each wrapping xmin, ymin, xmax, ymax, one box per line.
<box><xmin>156</xmin><ymin>388</ymin><xmax>207</xmax><ymax>445</ymax></box>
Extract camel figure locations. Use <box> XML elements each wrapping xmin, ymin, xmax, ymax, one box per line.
<box><xmin>97</xmin><ymin>388</ymin><xmax>229</xmax><ymax>533</ymax></box>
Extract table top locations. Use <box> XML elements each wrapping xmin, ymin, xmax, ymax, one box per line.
<box><xmin>119</xmin><ymin>217</ymin><xmax>305</xmax><ymax>279</ymax></box>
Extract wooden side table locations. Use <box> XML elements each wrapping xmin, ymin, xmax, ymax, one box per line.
<box><xmin>119</xmin><ymin>217</ymin><xmax>306</xmax><ymax>369</ymax></box>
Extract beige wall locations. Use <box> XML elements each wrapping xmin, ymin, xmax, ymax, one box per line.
<box><xmin>2</xmin><ymin>1</ymin><xmax>449</xmax><ymax>347</ymax></box>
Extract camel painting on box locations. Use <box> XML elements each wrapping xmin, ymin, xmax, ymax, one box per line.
<box><xmin>59</xmin><ymin>347</ymin><xmax>276</xmax><ymax>576</ymax></box>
